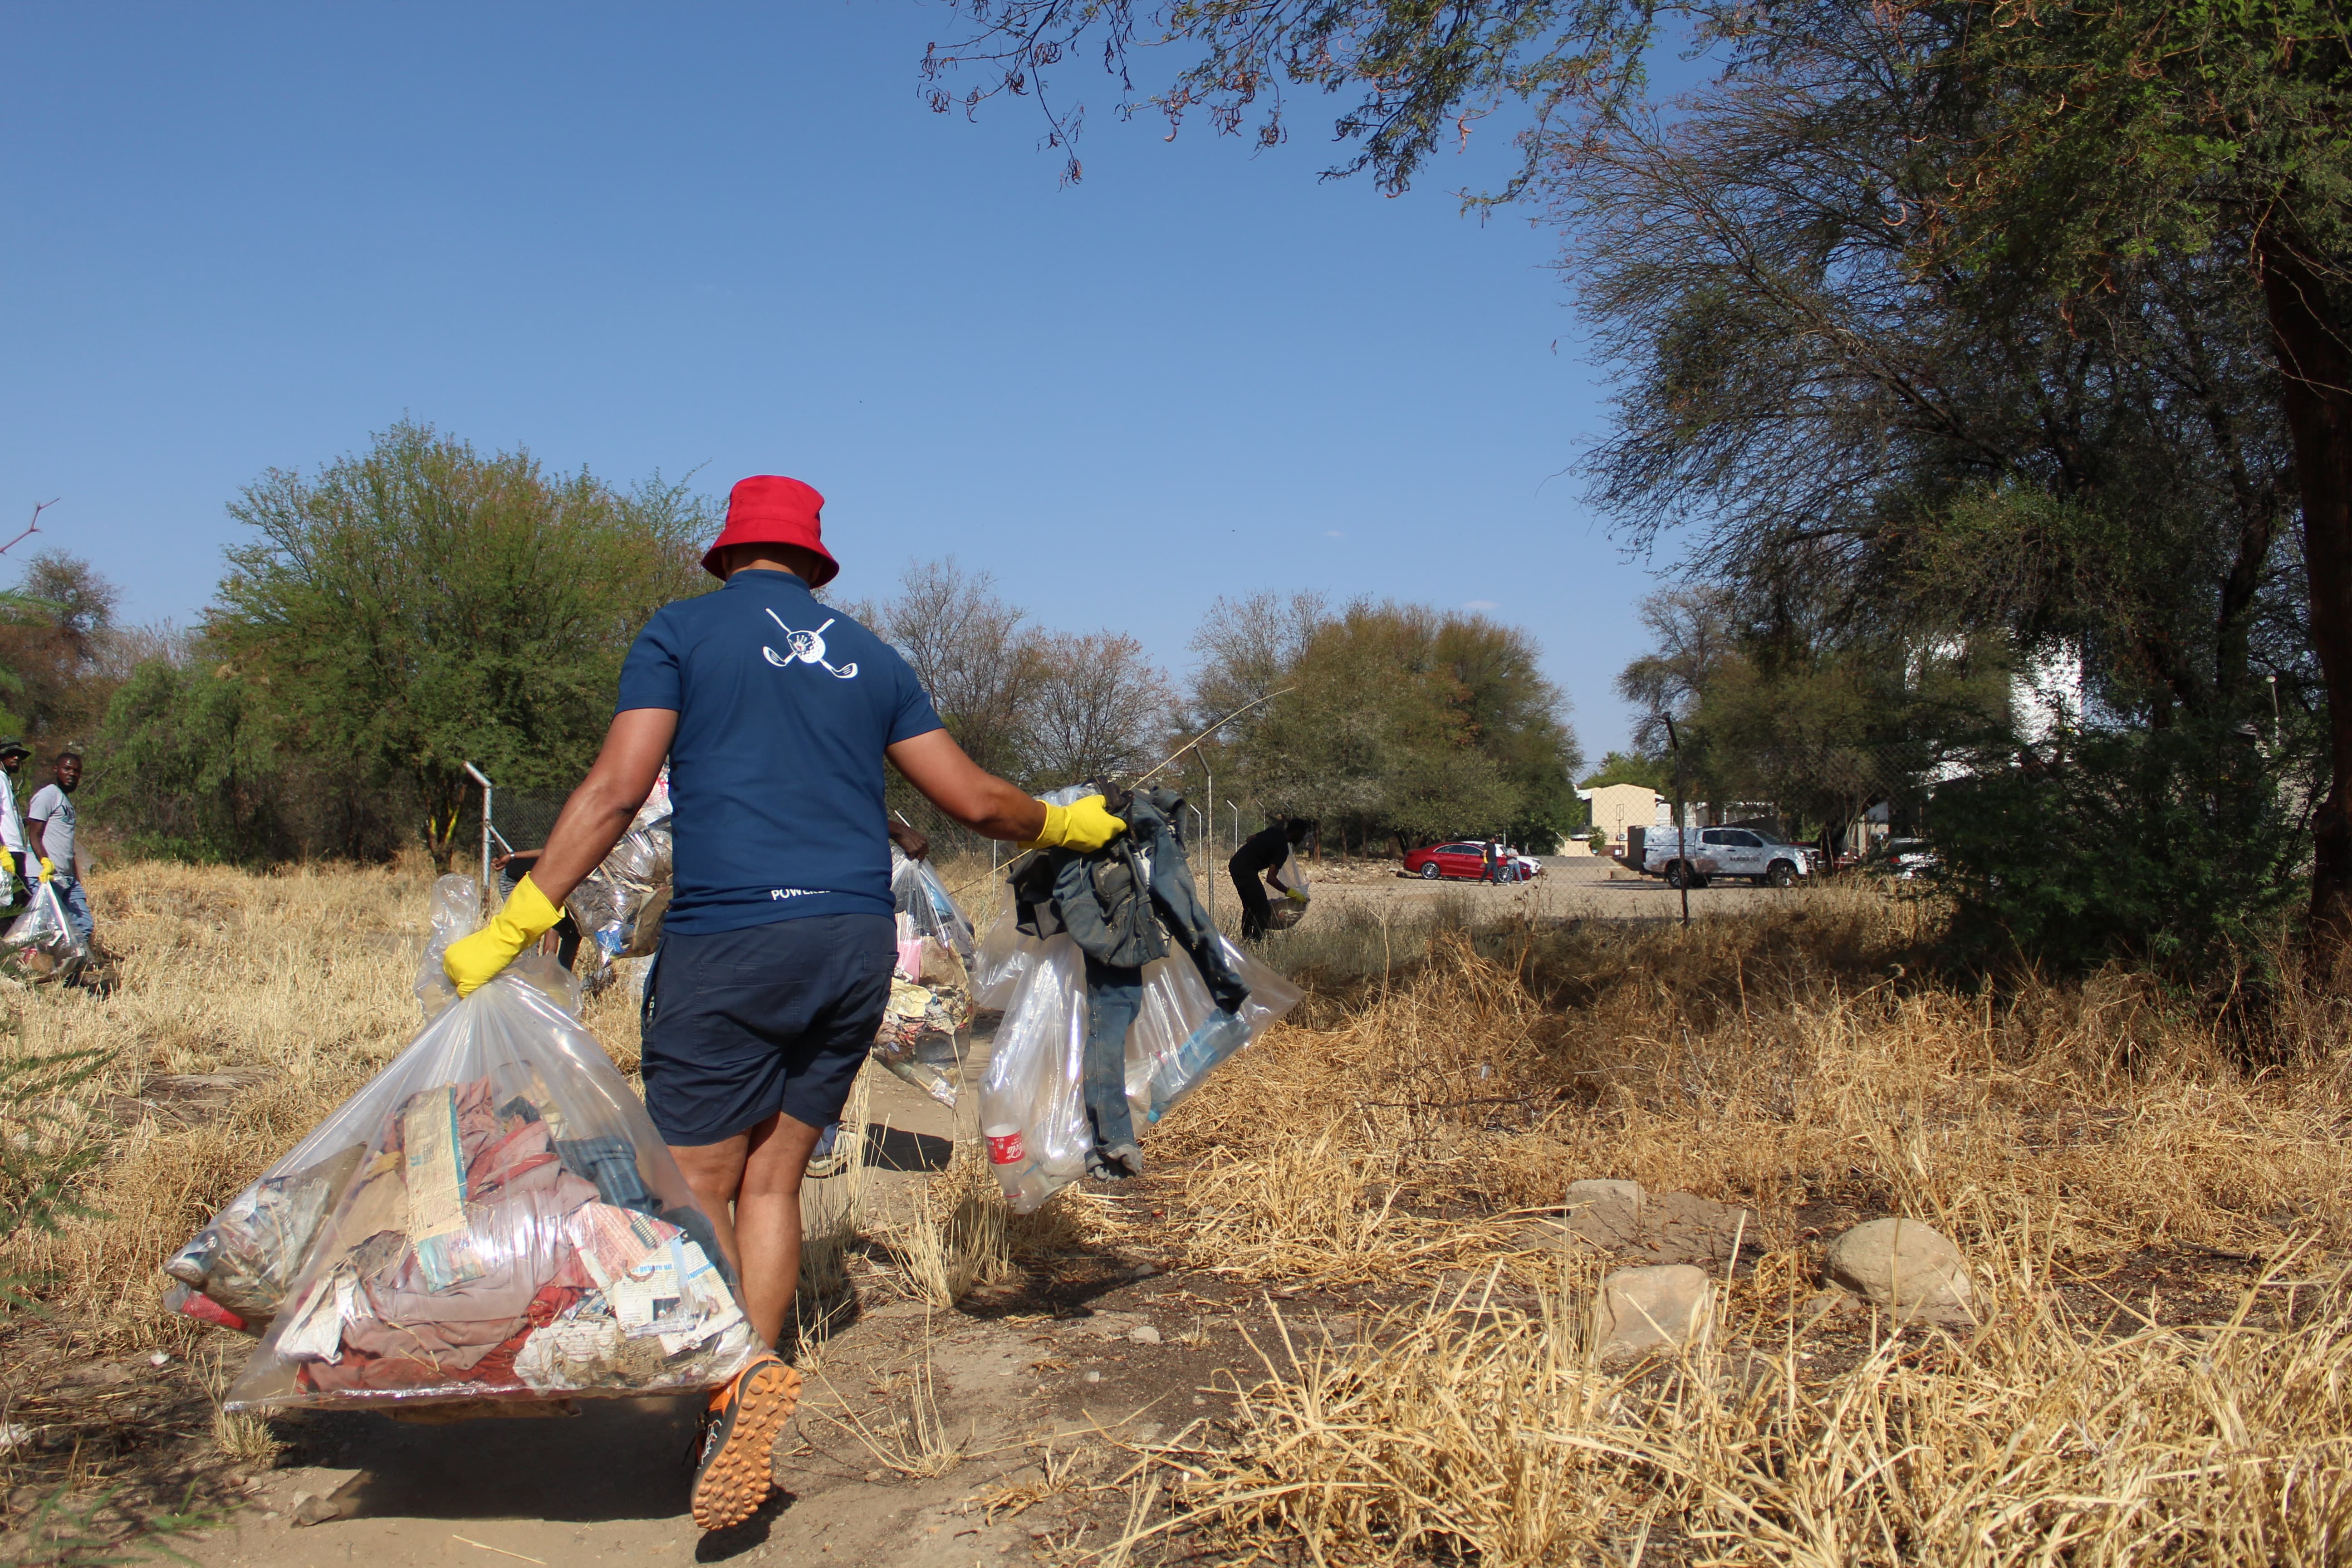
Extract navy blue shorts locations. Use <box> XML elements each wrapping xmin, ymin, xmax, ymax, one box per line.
<box><xmin>639</xmin><ymin>912</ymin><xmax>893</xmax><ymax>1147</ymax></box>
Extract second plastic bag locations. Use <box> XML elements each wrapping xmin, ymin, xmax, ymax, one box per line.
<box><xmin>976</xmin><ymin>912</ymin><xmax>1301</xmax><ymax>1214</ymax></box>
<box><xmin>5</xmin><ymin>879</ymin><xmax>86</xmax><ymax>977</ymax></box>
<box><xmin>871</xmin><ymin>850</ymin><xmax>975</xmax><ymax>1109</ymax></box>
<box><xmin>216</xmin><ymin>880</ymin><xmax>755</xmax><ymax>1411</ymax></box>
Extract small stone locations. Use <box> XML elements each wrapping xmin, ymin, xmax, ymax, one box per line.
<box><xmin>1593</xmin><ymin>1264</ymin><xmax>1711</xmax><ymax>1362</ymax></box>
<box><xmin>1083</xmin><ymin>1370</ymin><xmax>1102</xmax><ymax>1383</ymax></box>
<box><xmin>1824</xmin><ymin>1218</ymin><xmax>1975</xmax><ymax>1325</ymax></box>
<box><xmin>147</xmin><ymin>1351</ymin><xmax>171</xmax><ymax>1367</ymax></box>
<box><xmin>1126</xmin><ymin>1325</ymin><xmax>1161</xmax><ymax>1345</ymax></box>
<box><xmin>289</xmin><ymin>1493</ymin><xmax>345</xmax><ymax>1528</ymax></box>
<box><xmin>1131</xmin><ymin>1262</ymin><xmax>1158</xmax><ymax>1279</ymax></box>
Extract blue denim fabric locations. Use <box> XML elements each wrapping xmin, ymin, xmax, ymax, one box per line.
<box><xmin>1081</xmin><ymin>955</ymin><xmax>1142</xmax><ymax>1157</ymax></box>
<box><xmin>52</xmin><ymin>876</ymin><xmax>92</xmax><ymax>943</ymax></box>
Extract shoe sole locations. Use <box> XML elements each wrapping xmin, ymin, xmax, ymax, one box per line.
<box><xmin>691</xmin><ymin>1360</ymin><xmax>801</xmax><ymax>1532</ymax></box>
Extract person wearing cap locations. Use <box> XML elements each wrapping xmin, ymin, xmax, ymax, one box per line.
<box><xmin>0</xmin><ymin>739</ymin><xmax>30</xmax><ymax>907</ymax></box>
<box><xmin>437</xmin><ymin>475</ymin><xmax>1127</xmax><ymax>1533</ymax></box>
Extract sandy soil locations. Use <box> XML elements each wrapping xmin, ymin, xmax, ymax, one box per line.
<box><xmin>133</xmin><ymin>1052</ymin><xmax>1294</xmax><ymax>1568</ymax></box>
<box><xmin>1299</xmin><ymin>854</ymin><xmax>1810</xmax><ymax>920</ymax></box>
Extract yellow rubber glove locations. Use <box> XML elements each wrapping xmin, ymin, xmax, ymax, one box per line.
<box><xmin>1019</xmin><ymin>794</ymin><xmax>1127</xmax><ymax>853</ymax></box>
<box><xmin>442</xmin><ymin>875</ymin><xmax>564</xmax><ymax>997</ymax></box>
<box><xmin>1284</xmin><ymin>887</ymin><xmax>1309</xmax><ymax>905</ymax></box>
<box><xmin>36</xmin><ymin>857</ymin><xmax>53</xmax><ymax>884</ymax></box>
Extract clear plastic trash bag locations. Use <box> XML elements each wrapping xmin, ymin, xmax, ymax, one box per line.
<box><xmin>1264</xmin><ymin>847</ymin><xmax>1312</xmax><ymax>931</ymax></box>
<box><xmin>975</xmin><ymin>913</ymin><xmax>1302</xmax><ymax>1213</ymax></box>
<box><xmin>977</xmin><ymin>933</ymin><xmax>1090</xmax><ymax>1214</ymax></box>
<box><xmin>565</xmin><ymin>791</ymin><xmax>674</xmax><ymax>964</ymax></box>
<box><xmin>1123</xmin><ymin>938</ymin><xmax>1302</xmax><ymax>1124</ymax></box>
<box><xmin>180</xmin><ymin>879</ymin><xmax>756</xmax><ymax>1411</ymax></box>
<box><xmin>871</xmin><ymin>850</ymin><xmax>975</xmax><ymax>1109</ymax></box>
<box><xmin>5</xmin><ymin>879</ymin><xmax>86</xmax><ymax>975</ymax></box>
<box><xmin>168</xmin><ymin>878</ymin><xmax>505</xmax><ymax>1333</ymax></box>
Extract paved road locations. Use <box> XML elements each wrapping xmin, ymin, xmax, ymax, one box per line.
<box><xmin>1305</xmin><ymin>854</ymin><xmax>1814</xmax><ymax>921</ymax></box>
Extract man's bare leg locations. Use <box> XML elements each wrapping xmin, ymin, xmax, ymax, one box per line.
<box><xmin>670</xmin><ymin>1112</ymin><xmax>823</xmax><ymax>1349</ymax></box>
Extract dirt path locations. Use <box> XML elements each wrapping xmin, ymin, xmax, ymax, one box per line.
<box><xmin>165</xmin><ymin>1046</ymin><xmax>1247</xmax><ymax>1568</ymax></box>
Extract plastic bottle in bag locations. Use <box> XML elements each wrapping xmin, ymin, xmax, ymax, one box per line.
<box><xmin>1121</xmin><ymin>936</ymin><xmax>1304</xmax><ymax>1127</ymax></box>
<box><xmin>981</xmin><ymin>1122</ymin><xmax>1058</xmax><ymax>1212</ymax></box>
<box><xmin>1143</xmin><ymin>1011</ymin><xmax>1251</xmax><ymax>1122</ymax></box>
<box><xmin>975</xmin><ymin>933</ymin><xmax>1091</xmax><ymax>1213</ymax></box>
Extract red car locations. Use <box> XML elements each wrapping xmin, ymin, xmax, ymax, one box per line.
<box><xmin>1403</xmin><ymin>842</ymin><xmax>1541</xmax><ymax>881</ymax></box>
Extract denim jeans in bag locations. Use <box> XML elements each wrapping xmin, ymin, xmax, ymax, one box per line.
<box><xmin>1081</xmin><ymin>956</ymin><xmax>1142</xmax><ymax>1159</ymax></box>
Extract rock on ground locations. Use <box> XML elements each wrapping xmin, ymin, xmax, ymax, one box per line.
<box><xmin>1593</xmin><ymin>1264</ymin><xmax>1712</xmax><ymax>1362</ymax></box>
<box><xmin>1824</xmin><ymin>1217</ymin><xmax>1976</xmax><ymax>1325</ymax></box>
<box><xmin>1531</xmin><ymin>1183</ymin><xmax>1759</xmax><ymax>1269</ymax></box>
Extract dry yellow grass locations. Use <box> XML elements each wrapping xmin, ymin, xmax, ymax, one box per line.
<box><xmin>2</xmin><ymin>858</ymin><xmax>651</xmax><ymax>1349</ymax></box>
<box><xmin>16</xmin><ymin>860</ymin><xmax>2352</xmax><ymax>1563</ymax></box>
<box><xmin>1112</xmin><ymin>883</ymin><xmax>2352</xmax><ymax>1564</ymax></box>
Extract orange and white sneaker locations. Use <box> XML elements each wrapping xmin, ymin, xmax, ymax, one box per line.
<box><xmin>689</xmin><ymin>1352</ymin><xmax>800</xmax><ymax>1532</ymax></box>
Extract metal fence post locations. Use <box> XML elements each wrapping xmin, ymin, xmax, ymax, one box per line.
<box><xmin>464</xmin><ymin>762</ymin><xmax>494</xmax><ymax>892</ymax></box>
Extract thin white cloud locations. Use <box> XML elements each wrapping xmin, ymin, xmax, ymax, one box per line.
<box><xmin>1463</xmin><ymin>598</ymin><xmax>1498</xmax><ymax>610</ymax></box>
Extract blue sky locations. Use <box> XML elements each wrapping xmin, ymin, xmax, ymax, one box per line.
<box><xmin>1</xmin><ymin>2</ymin><xmax>1679</xmax><ymax>755</ymax></box>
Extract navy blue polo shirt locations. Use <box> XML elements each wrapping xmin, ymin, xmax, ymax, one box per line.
<box><xmin>615</xmin><ymin>570</ymin><xmax>943</xmax><ymax>936</ymax></box>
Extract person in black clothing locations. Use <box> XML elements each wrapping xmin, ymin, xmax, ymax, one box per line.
<box><xmin>1229</xmin><ymin>818</ymin><xmax>1312</xmax><ymax>941</ymax></box>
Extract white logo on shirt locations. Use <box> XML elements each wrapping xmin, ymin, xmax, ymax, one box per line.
<box><xmin>762</xmin><ymin>609</ymin><xmax>859</xmax><ymax>679</ymax></box>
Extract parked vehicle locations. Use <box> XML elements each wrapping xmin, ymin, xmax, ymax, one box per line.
<box><xmin>1867</xmin><ymin>837</ymin><xmax>1939</xmax><ymax>880</ymax></box>
<box><xmin>1403</xmin><ymin>842</ymin><xmax>1542</xmax><ymax>882</ymax></box>
<box><xmin>1633</xmin><ymin>826</ymin><xmax>1819</xmax><ymax>889</ymax></box>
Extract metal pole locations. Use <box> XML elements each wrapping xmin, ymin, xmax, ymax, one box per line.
<box><xmin>1230</xmin><ymin>801</ymin><xmax>1240</xmax><ymax>854</ymax></box>
<box><xmin>1202</xmin><ymin>760</ymin><xmax>1214</xmax><ymax>932</ymax></box>
<box><xmin>464</xmin><ymin>762</ymin><xmax>495</xmax><ymax>892</ymax></box>
<box><xmin>1664</xmin><ymin>717</ymin><xmax>1690</xmax><ymax>928</ymax></box>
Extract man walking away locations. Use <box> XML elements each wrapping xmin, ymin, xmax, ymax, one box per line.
<box><xmin>1229</xmin><ymin>818</ymin><xmax>1310</xmax><ymax>942</ymax></box>
<box><xmin>0</xmin><ymin>739</ymin><xmax>31</xmax><ymax>908</ymax></box>
<box><xmin>439</xmin><ymin>475</ymin><xmax>1127</xmax><ymax>1534</ymax></box>
<box><xmin>27</xmin><ymin>750</ymin><xmax>89</xmax><ymax>946</ymax></box>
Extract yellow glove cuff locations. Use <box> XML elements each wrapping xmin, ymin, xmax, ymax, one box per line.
<box><xmin>1019</xmin><ymin>795</ymin><xmax>1127</xmax><ymax>853</ymax></box>
<box><xmin>36</xmin><ymin>857</ymin><xmax>52</xmax><ymax>882</ymax></box>
<box><xmin>443</xmin><ymin>874</ymin><xmax>565</xmax><ymax>996</ymax></box>
<box><xmin>501</xmin><ymin>874</ymin><xmax>564</xmax><ymax>941</ymax></box>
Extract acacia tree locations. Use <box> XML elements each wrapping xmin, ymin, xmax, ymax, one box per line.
<box><xmin>935</xmin><ymin>0</ymin><xmax>2349</xmax><ymax>950</ymax></box>
<box><xmin>1195</xmin><ymin>598</ymin><xmax>1582</xmax><ymax>850</ymax></box>
<box><xmin>211</xmin><ymin>421</ymin><xmax>712</xmax><ymax>858</ymax></box>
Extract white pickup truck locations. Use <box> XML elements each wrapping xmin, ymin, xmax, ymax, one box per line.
<box><xmin>1633</xmin><ymin>826</ymin><xmax>1818</xmax><ymax>889</ymax></box>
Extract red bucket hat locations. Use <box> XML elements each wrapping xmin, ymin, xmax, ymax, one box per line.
<box><xmin>701</xmin><ymin>475</ymin><xmax>838</xmax><ymax>587</ymax></box>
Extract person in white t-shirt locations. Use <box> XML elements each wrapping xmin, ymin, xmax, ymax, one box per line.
<box><xmin>0</xmin><ymin>739</ymin><xmax>29</xmax><ymax>908</ymax></box>
<box><xmin>26</xmin><ymin>750</ymin><xmax>89</xmax><ymax>944</ymax></box>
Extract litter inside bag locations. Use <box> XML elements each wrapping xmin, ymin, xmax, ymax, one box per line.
<box><xmin>566</xmin><ymin>782</ymin><xmax>674</xmax><ymax>964</ymax></box>
<box><xmin>976</xmin><ymin>912</ymin><xmax>1301</xmax><ymax>1213</ymax></box>
<box><xmin>5</xmin><ymin>880</ymin><xmax>86</xmax><ymax>977</ymax></box>
<box><xmin>170</xmin><ymin>879</ymin><xmax>505</xmax><ymax>1333</ymax></box>
<box><xmin>1264</xmin><ymin>847</ymin><xmax>1312</xmax><ymax>931</ymax></box>
<box><xmin>181</xmin><ymin>878</ymin><xmax>755</xmax><ymax>1410</ymax></box>
<box><xmin>871</xmin><ymin>850</ymin><xmax>974</xmax><ymax>1109</ymax></box>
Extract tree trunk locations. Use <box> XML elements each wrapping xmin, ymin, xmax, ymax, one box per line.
<box><xmin>2261</xmin><ymin>235</ymin><xmax>2352</xmax><ymax>961</ymax></box>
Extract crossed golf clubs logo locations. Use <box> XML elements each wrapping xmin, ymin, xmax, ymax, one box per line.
<box><xmin>763</xmin><ymin>608</ymin><xmax>859</xmax><ymax>679</ymax></box>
